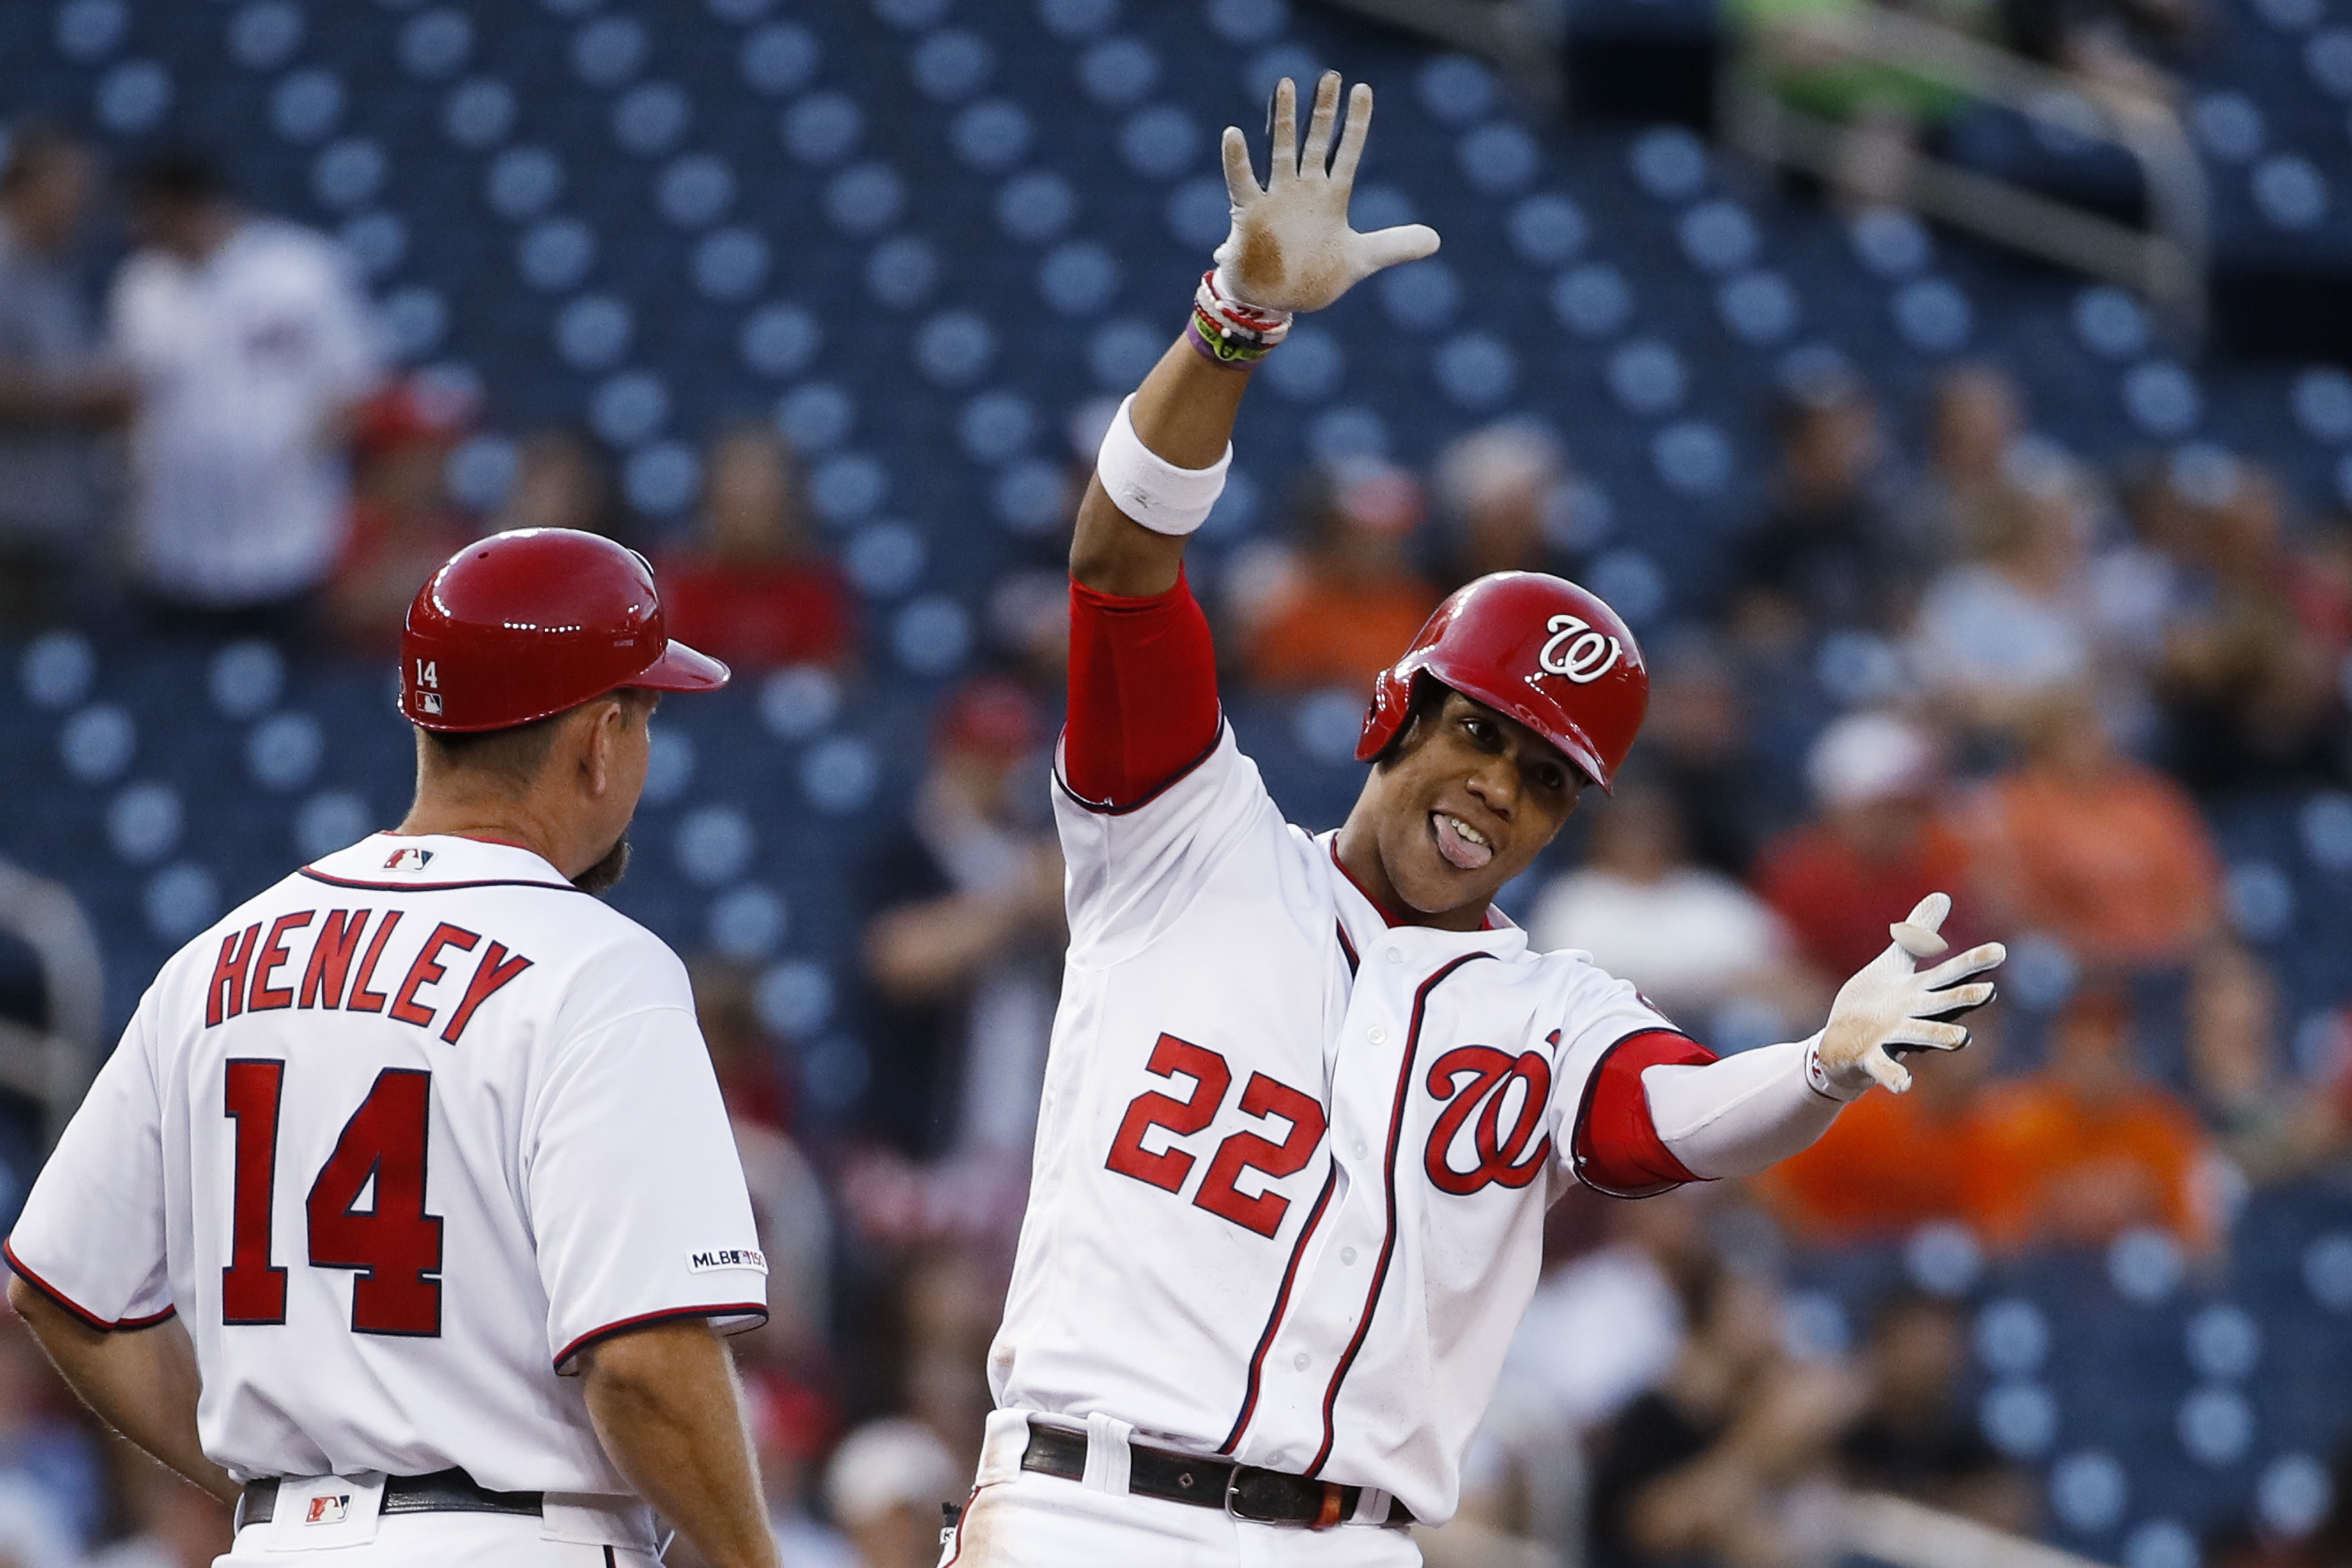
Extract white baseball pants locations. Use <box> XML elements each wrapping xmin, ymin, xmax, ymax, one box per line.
<box><xmin>219</xmin><ymin>1510</ymin><xmax>660</xmax><ymax>1566</ymax></box>
<box><xmin>939</xmin><ymin>1410</ymin><xmax>1423</xmax><ymax>1568</ymax></box>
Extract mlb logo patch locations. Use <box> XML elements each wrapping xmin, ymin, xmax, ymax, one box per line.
<box><xmin>419</xmin><ymin>692</ymin><xmax>443</xmax><ymax>715</ymax></box>
<box><xmin>383</xmin><ymin>848</ymin><xmax>435</xmax><ymax>872</ymax></box>
<box><xmin>265</xmin><ymin>1472</ymin><xmax>382</xmax><ymax>1547</ymax></box>
<box><xmin>688</xmin><ymin>1246</ymin><xmax>769</xmax><ymax>1274</ymax></box>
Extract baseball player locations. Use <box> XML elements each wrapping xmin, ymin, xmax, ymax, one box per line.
<box><xmin>942</xmin><ymin>74</ymin><xmax>2005</xmax><ymax>1564</ymax></box>
<box><xmin>6</xmin><ymin>529</ymin><xmax>784</xmax><ymax>1568</ymax></box>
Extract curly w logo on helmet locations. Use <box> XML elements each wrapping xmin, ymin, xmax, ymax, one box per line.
<box><xmin>1536</xmin><ymin>613</ymin><xmax>1624</xmax><ymax>684</ymax></box>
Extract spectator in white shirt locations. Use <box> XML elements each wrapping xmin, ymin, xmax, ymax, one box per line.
<box><xmin>110</xmin><ymin>150</ymin><xmax>379</xmax><ymax>634</ymax></box>
<box><xmin>1527</xmin><ymin>778</ymin><xmax>1811</xmax><ymax>1041</ymax></box>
<box><xmin>1909</xmin><ymin>456</ymin><xmax>2105</xmax><ymax>738</ymax></box>
<box><xmin>824</xmin><ymin>1419</ymin><xmax>960</xmax><ymax>1568</ymax></box>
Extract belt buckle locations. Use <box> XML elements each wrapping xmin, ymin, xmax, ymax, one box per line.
<box><xmin>1223</xmin><ymin>1465</ymin><xmax>1295</xmax><ymax>1527</ymax></box>
<box><xmin>1222</xmin><ymin>1466</ymin><xmax>1342</xmax><ymax>1529</ymax></box>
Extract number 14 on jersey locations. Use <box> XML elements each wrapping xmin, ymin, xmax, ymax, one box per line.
<box><xmin>222</xmin><ymin>1062</ymin><xmax>444</xmax><ymax>1336</ymax></box>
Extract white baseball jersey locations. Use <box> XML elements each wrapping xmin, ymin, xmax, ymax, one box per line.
<box><xmin>989</xmin><ymin>726</ymin><xmax>1682</xmax><ymax>1526</ymax></box>
<box><xmin>7</xmin><ymin>834</ymin><xmax>768</xmax><ymax>1496</ymax></box>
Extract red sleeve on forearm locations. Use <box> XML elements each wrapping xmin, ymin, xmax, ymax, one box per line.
<box><xmin>1571</xmin><ymin>1030</ymin><xmax>1719</xmax><ymax>1198</ymax></box>
<box><xmin>1063</xmin><ymin>568</ymin><xmax>1222</xmax><ymax>810</ymax></box>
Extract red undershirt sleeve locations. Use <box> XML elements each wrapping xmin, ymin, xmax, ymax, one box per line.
<box><xmin>1571</xmin><ymin>1029</ymin><xmax>1720</xmax><ymax>1198</ymax></box>
<box><xmin>1063</xmin><ymin>568</ymin><xmax>1222</xmax><ymax>810</ymax></box>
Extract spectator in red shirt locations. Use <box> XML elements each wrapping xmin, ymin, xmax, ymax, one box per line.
<box><xmin>659</xmin><ymin>423</ymin><xmax>853</xmax><ymax>672</ymax></box>
<box><xmin>1959</xmin><ymin>686</ymin><xmax>2219</xmax><ymax>969</ymax></box>
<box><xmin>1967</xmin><ymin>986</ymin><xmax>2219</xmax><ymax>1253</ymax></box>
<box><xmin>326</xmin><ymin>376</ymin><xmax>478</xmax><ymax>654</ymax></box>
<box><xmin>1754</xmin><ymin>710</ymin><xmax>1977</xmax><ymax>983</ymax></box>
<box><xmin>1753</xmin><ymin>1012</ymin><xmax>1996</xmax><ymax>1244</ymax></box>
<box><xmin>2290</xmin><ymin>515</ymin><xmax>2352</xmax><ymax>662</ymax></box>
<box><xmin>1231</xmin><ymin>458</ymin><xmax>1441</xmax><ymax>692</ymax></box>
<box><xmin>688</xmin><ymin>957</ymin><xmax>796</xmax><ymax>1134</ymax></box>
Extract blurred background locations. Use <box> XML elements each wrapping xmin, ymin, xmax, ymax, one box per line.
<box><xmin>2</xmin><ymin>0</ymin><xmax>2352</xmax><ymax>1564</ymax></box>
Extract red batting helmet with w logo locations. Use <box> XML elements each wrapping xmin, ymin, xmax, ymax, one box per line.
<box><xmin>1354</xmin><ymin>572</ymin><xmax>1649</xmax><ymax>792</ymax></box>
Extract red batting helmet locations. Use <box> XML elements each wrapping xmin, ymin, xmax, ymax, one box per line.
<box><xmin>1355</xmin><ymin>572</ymin><xmax>1649</xmax><ymax>792</ymax></box>
<box><xmin>400</xmin><ymin>527</ymin><xmax>729</xmax><ymax>732</ymax></box>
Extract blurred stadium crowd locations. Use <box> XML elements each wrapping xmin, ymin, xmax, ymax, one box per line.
<box><xmin>4</xmin><ymin>0</ymin><xmax>2352</xmax><ymax>1565</ymax></box>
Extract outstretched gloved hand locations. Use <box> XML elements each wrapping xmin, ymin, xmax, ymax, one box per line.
<box><xmin>1812</xmin><ymin>893</ymin><xmax>2004</xmax><ymax>1096</ymax></box>
<box><xmin>1214</xmin><ymin>71</ymin><xmax>1441</xmax><ymax>313</ymax></box>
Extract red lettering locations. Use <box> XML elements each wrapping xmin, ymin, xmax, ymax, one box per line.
<box><xmin>1104</xmin><ymin>1034</ymin><xmax>1231</xmax><ymax>1194</ymax></box>
<box><xmin>306</xmin><ymin>1068</ymin><xmax>442</xmax><ymax>1335</ymax></box>
<box><xmin>206</xmin><ymin>925</ymin><xmax>262</xmax><ymax>1027</ymax></box>
<box><xmin>245</xmin><ymin>911</ymin><xmax>315</xmax><ymax>1013</ymax></box>
<box><xmin>1424</xmin><ymin>1046</ymin><xmax>1553</xmax><ymax>1195</ymax></box>
<box><xmin>298</xmin><ymin>910</ymin><xmax>370</xmax><ymax>1010</ymax></box>
<box><xmin>1475</xmin><ymin>1059</ymin><xmax>1549</xmax><ymax>1170</ymax></box>
<box><xmin>343</xmin><ymin>912</ymin><xmax>404</xmax><ymax>1013</ymax></box>
<box><xmin>1193</xmin><ymin>1073</ymin><xmax>1327</xmax><ymax>1237</ymax></box>
<box><xmin>388</xmin><ymin>924</ymin><xmax>479</xmax><ymax>1030</ymax></box>
<box><xmin>221</xmin><ymin>1059</ymin><xmax>288</xmax><ymax>1323</ymax></box>
<box><xmin>440</xmin><ymin>942</ymin><xmax>533</xmax><ymax>1045</ymax></box>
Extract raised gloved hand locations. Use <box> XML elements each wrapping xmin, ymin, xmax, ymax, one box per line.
<box><xmin>1811</xmin><ymin>893</ymin><xmax>2004</xmax><ymax>1096</ymax></box>
<box><xmin>1213</xmin><ymin>71</ymin><xmax>1441</xmax><ymax>314</ymax></box>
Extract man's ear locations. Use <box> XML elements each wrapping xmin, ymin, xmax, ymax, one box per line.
<box><xmin>576</xmin><ymin>698</ymin><xmax>623</xmax><ymax>796</ymax></box>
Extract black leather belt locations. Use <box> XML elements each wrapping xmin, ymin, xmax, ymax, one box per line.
<box><xmin>1019</xmin><ymin>1420</ymin><xmax>1415</xmax><ymax>1530</ymax></box>
<box><xmin>236</xmin><ymin>1469</ymin><xmax>543</xmax><ymax>1531</ymax></box>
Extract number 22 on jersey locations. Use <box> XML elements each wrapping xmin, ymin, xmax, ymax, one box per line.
<box><xmin>221</xmin><ymin>1061</ymin><xmax>444</xmax><ymax>1335</ymax></box>
<box><xmin>1103</xmin><ymin>1034</ymin><xmax>1326</xmax><ymax>1239</ymax></box>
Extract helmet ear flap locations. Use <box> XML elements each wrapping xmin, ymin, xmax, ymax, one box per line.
<box><xmin>1356</xmin><ymin>664</ymin><xmax>1415</xmax><ymax>763</ymax></box>
<box><xmin>1358</xmin><ymin>671</ymin><xmax>1450</xmax><ymax>769</ymax></box>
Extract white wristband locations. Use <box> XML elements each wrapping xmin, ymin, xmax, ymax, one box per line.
<box><xmin>1095</xmin><ymin>393</ymin><xmax>1231</xmax><ymax>538</ymax></box>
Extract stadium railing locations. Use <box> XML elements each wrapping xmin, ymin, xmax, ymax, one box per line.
<box><xmin>1719</xmin><ymin>6</ymin><xmax>2210</xmax><ymax>338</ymax></box>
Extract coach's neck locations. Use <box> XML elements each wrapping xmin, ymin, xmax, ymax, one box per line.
<box><xmin>397</xmin><ymin>694</ymin><xmax>650</xmax><ymax>884</ymax></box>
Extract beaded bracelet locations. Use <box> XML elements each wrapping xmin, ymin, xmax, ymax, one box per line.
<box><xmin>1185</xmin><ymin>270</ymin><xmax>1292</xmax><ymax>368</ymax></box>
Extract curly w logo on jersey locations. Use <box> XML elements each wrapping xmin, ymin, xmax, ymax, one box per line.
<box><xmin>1422</xmin><ymin>1043</ymin><xmax>1554</xmax><ymax>1194</ymax></box>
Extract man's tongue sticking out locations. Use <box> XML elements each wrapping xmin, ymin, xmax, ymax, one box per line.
<box><xmin>1433</xmin><ymin>812</ymin><xmax>1492</xmax><ymax>871</ymax></box>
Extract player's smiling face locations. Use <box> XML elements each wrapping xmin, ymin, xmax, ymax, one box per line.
<box><xmin>1341</xmin><ymin>688</ymin><xmax>1583</xmax><ymax>930</ymax></box>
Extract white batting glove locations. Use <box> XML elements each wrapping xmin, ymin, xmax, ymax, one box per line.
<box><xmin>1213</xmin><ymin>71</ymin><xmax>1441</xmax><ymax>313</ymax></box>
<box><xmin>1809</xmin><ymin>894</ymin><xmax>2004</xmax><ymax>1097</ymax></box>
